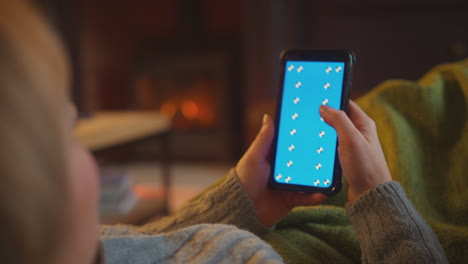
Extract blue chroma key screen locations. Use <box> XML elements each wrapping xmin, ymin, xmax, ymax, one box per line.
<box><xmin>272</xmin><ymin>61</ymin><xmax>345</xmax><ymax>188</ymax></box>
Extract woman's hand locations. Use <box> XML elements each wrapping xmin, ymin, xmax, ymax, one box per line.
<box><xmin>319</xmin><ymin>101</ymin><xmax>392</xmax><ymax>202</ymax></box>
<box><xmin>235</xmin><ymin>115</ymin><xmax>326</xmax><ymax>228</ymax></box>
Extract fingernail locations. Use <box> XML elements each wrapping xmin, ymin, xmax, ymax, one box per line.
<box><xmin>319</xmin><ymin>105</ymin><xmax>330</xmax><ymax>114</ymax></box>
<box><xmin>262</xmin><ymin>114</ymin><xmax>268</xmax><ymax>125</ymax></box>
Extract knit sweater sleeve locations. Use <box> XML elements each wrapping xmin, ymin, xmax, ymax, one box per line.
<box><xmin>131</xmin><ymin>168</ymin><xmax>268</xmax><ymax>235</ymax></box>
<box><xmin>101</xmin><ymin>224</ymin><xmax>284</xmax><ymax>264</ymax></box>
<box><xmin>100</xmin><ymin>169</ymin><xmax>282</xmax><ymax>263</ymax></box>
<box><xmin>345</xmin><ymin>181</ymin><xmax>448</xmax><ymax>264</ymax></box>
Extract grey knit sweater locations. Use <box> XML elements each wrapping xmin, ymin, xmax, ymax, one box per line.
<box><xmin>100</xmin><ymin>169</ymin><xmax>447</xmax><ymax>263</ymax></box>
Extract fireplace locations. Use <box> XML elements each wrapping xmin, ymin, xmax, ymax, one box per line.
<box><xmin>132</xmin><ymin>48</ymin><xmax>242</xmax><ymax>161</ymax></box>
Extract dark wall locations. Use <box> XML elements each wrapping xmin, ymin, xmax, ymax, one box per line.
<box><xmin>299</xmin><ymin>1</ymin><xmax>468</xmax><ymax>97</ymax></box>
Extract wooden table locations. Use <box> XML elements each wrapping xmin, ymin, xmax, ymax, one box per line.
<box><xmin>75</xmin><ymin>111</ymin><xmax>172</xmax><ymax>224</ymax></box>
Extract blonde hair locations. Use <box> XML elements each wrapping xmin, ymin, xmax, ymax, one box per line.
<box><xmin>0</xmin><ymin>0</ymin><xmax>71</xmax><ymax>263</ymax></box>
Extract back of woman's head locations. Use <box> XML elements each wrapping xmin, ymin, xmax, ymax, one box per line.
<box><xmin>0</xmin><ymin>0</ymin><xmax>71</xmax><ymax>263</ymax></box>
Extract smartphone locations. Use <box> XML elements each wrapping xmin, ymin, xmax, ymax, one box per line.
<box><xmin>269</xmin><ymin>49</ymin><xmax>355</xmax><ymax>195</ymax></box>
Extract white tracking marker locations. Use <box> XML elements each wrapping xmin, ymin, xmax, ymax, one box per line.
<box><xmin>288</xmin><ymin>65</ymin><xmax>294</xmax><ymax>71</ymax></box>
<box><xmin>326</xmin><ymin>66</ymin><xmax>332</xmax><ymax>73</ymax></box>
<box><xmin>317</xmin><ymin>147</ymin><xmax>324</xmax><ymax>154</ymax></box>
<box><xmin>287</xmin><ymin>161</ymin><xmax>293</xmax><ymax>167</ymax></box>
<box><xmin>293</xmin><ymin>97</ymin><xmax>300</xmax><ymax>104</ymax></box>
<box><xmin>288</xmin><ymin>145</ymin><xmax>295</xmax><ymax>151</ymax></box>
<box><xmin>314</xmin><ymin>179</ymin><xmax>320</xmax><ymax>186</ymax></box>
<box><xmin>324</xmin><ymin>179</ymin><xmax>330</xmax><ymax>185</ymax></box>
<box><xmin>285</xmin><ymin>177</ymin><xmax>292</xmax><ymax>183</ymax></box>
<box><xmin>295</xmin><ymin>81</ymin><xmax>302</xmax><ymax>88</ymax></box>
<box><xmin>290</xmin><ymin>129</ymin><xmax>297</xmax><ymax>135</ymax></box>
<box><xmin>319</xmin><ymin>131</ymin><xmax>325</xmax><ymax>138</ymax></box>
<box><xmin>276</xmin><ymin>174</ymin><xmax>283</xmax><ymax>181</ymax></box>
<box><xmin>292</xmin><ymin>113</ymin><xmax>299</xmax><ymax>120</ymax></box>
<box><xmin>315</xmin><ymin>163</ymin><xmax>322</xmax><ymax>170</ymax></box>
<box><xmin>336</xmin><ymin>66</ymin><xmax>342</xmax><ymax>72</ymax></box>
<box><xmin>324</xmin><ymin>83</ymin><xmax>331</xmax><ymax>89</ymax></box>
<box><xmin>297</xmin><ymin>66</ymin><xmax>303</xmax><ymax>72</ymax></box>
<box><xmin>322</xmin><ymin>98</ymin><xmax>329</xmax><ymax>105</ymax></box>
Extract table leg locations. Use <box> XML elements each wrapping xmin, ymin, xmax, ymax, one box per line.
<box><xmin>160</xmin><ymin>132</ymin><xmax>171</xmax><ymax>215</ymax></box>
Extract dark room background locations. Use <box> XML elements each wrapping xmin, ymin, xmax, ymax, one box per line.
<box><xmin>36</xmin><ymin>0</ymin><xmax>468</xmax><ymax>161</ymax></box>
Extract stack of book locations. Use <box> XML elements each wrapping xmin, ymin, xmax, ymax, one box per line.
<box><xmin>99</xmin><ymin>168</ymin><xmax>137</xmax><ymax>217</ymax></box>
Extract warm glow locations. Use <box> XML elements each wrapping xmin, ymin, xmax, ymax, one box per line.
<box><xmin>181</xmin><ymin>100</ymin><xmax>199</xmax><ymax>120</ymax></box>
<box><xmin>199</xmin><ymin>105</ymin><xmax>215</xmax><ymax>125</ymax></box>
<box><xmin>133</xmin><ymin>185</ymin><xmax>163</xmax><ymax>199</ymax></box>
<box><xmin>160</xmin><ymin>100</ymin><xmax>177</xmax><ymax>118</ymax></box>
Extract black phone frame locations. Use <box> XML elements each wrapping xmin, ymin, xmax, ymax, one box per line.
<box><xmin>269</xmin><ymin>49</ymin><xmax>355</xmax><ymax>195</ymax></box>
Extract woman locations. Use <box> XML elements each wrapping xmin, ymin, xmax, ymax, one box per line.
<box><xmin>0</xmin><ymin>1</ymin><xmax>447</xmax><ymax>263</ymax></box>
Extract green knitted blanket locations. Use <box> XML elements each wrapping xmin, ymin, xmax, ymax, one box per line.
<box><xmin>263</xmin><ymin>59</ymin><xmax>468</xmax><ymax>264</ymax></box>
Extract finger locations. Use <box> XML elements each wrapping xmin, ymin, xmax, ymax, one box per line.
<box><xmin>320</xmin><ymin>105</ymin><xmax>359</xmax><ymax>139</ymax></box>
<box><xmin>348</xmin><ymin>101</ymin><xmax>377</xmax><ymax>139</ymax></box>
<box><xmin>246</xmin><ymin>114</ymin><xmax>275</xmax><ymax>159</ymax></box>
<box><xmin>348</xmin><ymin>101</ymin><xmax>372</xmax><ymax>127</ymax></box>
<box><xmin>348</xmin><ymin>101</ymin><xmax>370</xmax><ymax>121</ymax></box>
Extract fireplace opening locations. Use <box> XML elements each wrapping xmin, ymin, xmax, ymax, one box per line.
<box><xmin>132</xmin><ymin>50</ymin><xmax>242</xmax><ymax>161</ymax></box>
<box><xmin>135</xmin><ymin>74</ymin><xmax>218</xmax><ymax>131</ymax></box>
